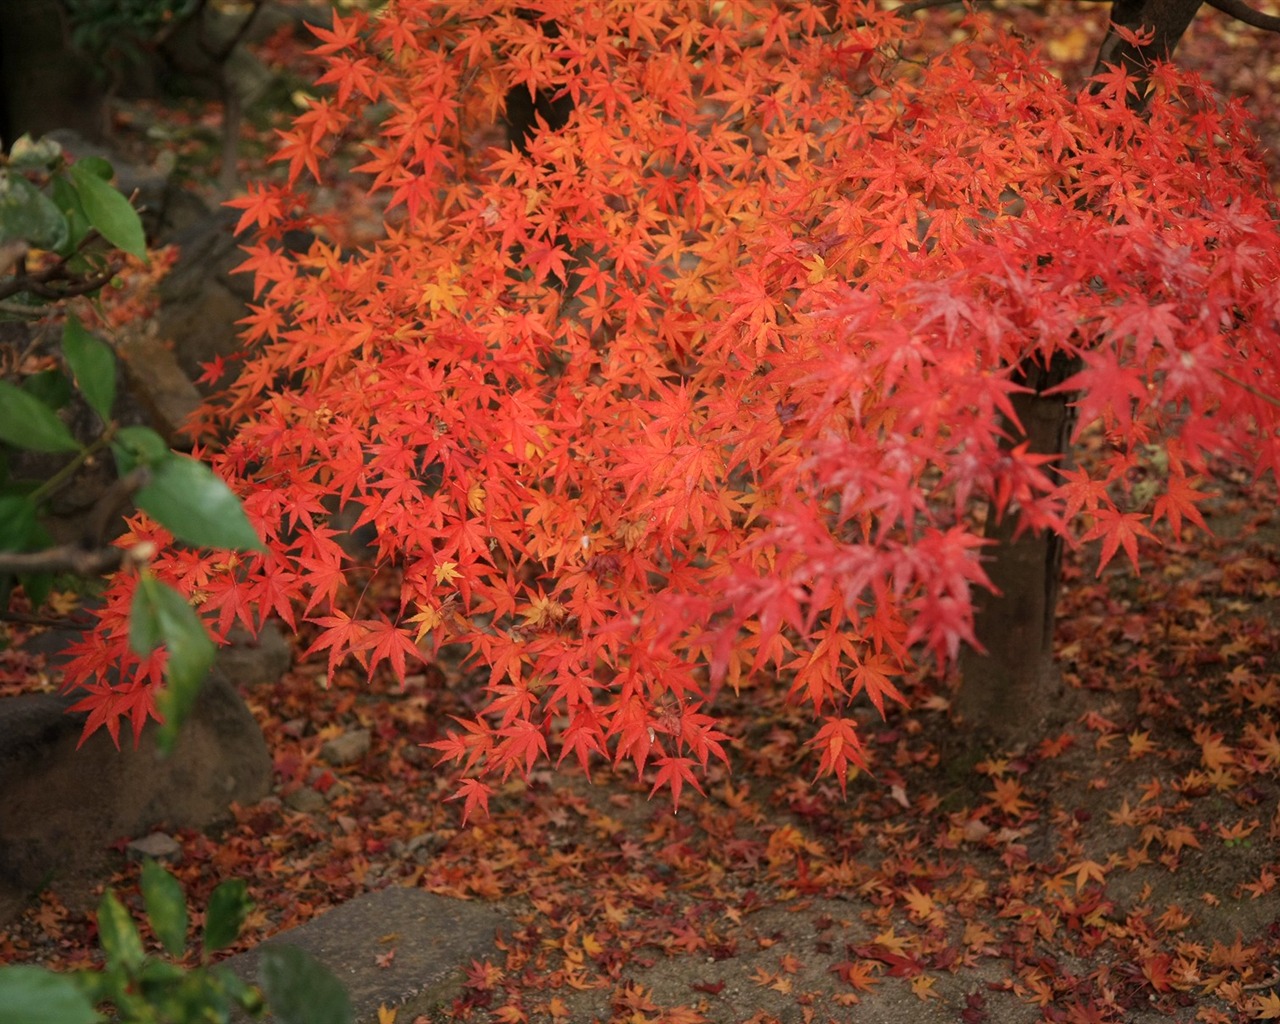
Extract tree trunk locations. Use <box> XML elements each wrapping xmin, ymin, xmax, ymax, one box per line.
<box><xmin>955</xmin><ymin>0</ymin><xmax>1203</xmax><ymax>742</ymax></box>
<box><xmin>0</xmin><ymin>0</ymin><xmax>106</xmax><ymax>144</ymax></box>
<box><xmin>955</xmin><ymin>355</ymin><xmax>1076</xmax><ymax>740</ymax></box>
<box><xmin>1094</xmin><ymin>0</ymin><xmax>1203</xmax><ymax>84</ymax></box>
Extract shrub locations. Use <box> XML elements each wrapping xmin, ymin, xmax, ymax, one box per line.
<box><xmin>58</xmin><ymin>3</ymin><xmax>1280</xmax><ymax>816</ymax></box>
<box><xmin>1</xmin><ymin>133</ymin><xmax>260</xmax><ymax>748</ymax></box>
<box><xmin>0</xmin><ymin>860</ymin><xmax>351</xmax><ymax>1024</ymax></box>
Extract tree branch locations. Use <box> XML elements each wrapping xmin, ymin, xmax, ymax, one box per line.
<box><xmin>1205</xmin><ymin>0</ymin><xmax>1280</xmax><ymax>31</ymax></box>
<box><xmin>0</xmin><ymin>543</ymin><xmax>125</xmax><ymax>577</ymax></box>
<box><xmin>0</xmin><ymin>467</ymin><xmax>152</xmax><ymax>579</ymax></box>
<box><xmin>0</xmin><ymin>249</ymin><xmax>121</xmax><ymax>303</ymax></box>
<box><xmin>891</xmin><ymin>0</ymin><xmax>1280</xmax><ymax>32</ymax></box>
<box><xmin>86</xmin><ymin>467</ymin><xmax>152</xmax><ymax>547</ymax></box>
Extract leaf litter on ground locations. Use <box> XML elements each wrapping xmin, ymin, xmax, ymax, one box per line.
<box><xmin>4</xmin><ymin>4</ymin><xmax>1280</xmax><ymax>1022</ymax></box>
<box><xmin>2</xmin><ymin>467</ymin><xmax>1279</xmax><ymax>1024</ymax></box>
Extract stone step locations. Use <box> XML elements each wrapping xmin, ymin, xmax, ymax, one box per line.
<box><xmin>223</xmin><ymin>886</ymin><xmax>510</xmax><ymax>1024</ymax></box>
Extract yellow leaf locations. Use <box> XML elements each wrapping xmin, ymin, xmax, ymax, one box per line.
<box><xmin>433</xmin><ymin>560</ymin><xmax>461</xmax><ymax>584</ymax></box>
<box><xmin>987</xmin><ymin>776</ymin><xmax>1031</xmax><ymax>817</ymax></box>
<box><xmin>406</xmin><ymin>603</ymin><xmax>441</xmax><ymax>643</ymax></box>
<box><xmin>419</xmin><ymin>279</ymin><xmax>467</xmax><ymax>314</ymax></box>
<box><xmin>418</xmin><ymin>261</ymin><xmax>467</xmax><ymax>314</ymax></box>
<box><xmin>962</xmin><ymin>919</ymin><xmax>997</xmax><ymax>950</ymax></box>
<box><xmin>903</xmin><ymin>885</ymin><xmax>936</xmax><ymax>922</ymax></box>
<box><xmin>1047</xmin><ymin>26</ymin><xmax>1090</xmax><ymax>62</ymax></box>
<box><xmin>467</xmin><ymin>483</ymin><xmax>486</xmax><ymax>514</ymax></box>
<box><xmin>1251</xmin><ymin>990</ymin><xmax>1280</xmax><ymax>1019</ymax></box>
<box><xmin>377</xmin><ymin>1005</ymin><xmax>396</xmax><ymax>1024</ymax></box>
<box><xmin>749</xmin><ymin>966</ymin><xmax>775</xmax><ymax>988</ymax></box>
<box><xmin>871</xmin><ymin>926</ymin><xmax>910</xmax><ymax>955</ymax></box>
<box><xmin>910</xmin><ymin>975</ymin><xmax>940</xmax><ymax>1001</ymax></box>
<box><xmin>1127</xmin><ymin>730</ymin><xmax>1157</xmax><ymax>758</ymax></box>
<box><xmin>1108</xmin><ymin>797</ymin><xmax>1139</xmax><ymax>827</ymax></box>
<box><xmin>1063</xmin><ymin>858</ymin><xmax>1109</xmax><ymax>892</ymax></box>
<box><xmin>522</xmin><ymin>593</ymin><xmax>567</xmax><ymax>628</ymax></box>
<box><xmin>1195</xmin><ymin>725</ymin><xmax>1235</xmax><ymax>771</ymax></box>
<box><xmin>1162</xmin><ymin>824</ymin><xmax>1201</xmax><ymax>854</ymax></box>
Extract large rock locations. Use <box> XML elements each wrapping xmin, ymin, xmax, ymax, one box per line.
<box><xmin>156</xmin><ymin>209</ymin><xmax>252</xmax><ymax>385</ymax></box>
<box><xmin>224</xmin><ymin>887</ymin><xmax>510</xmax><ymax>1024</ymax></box>
<box><xmin>115</xmin><ymin>321</ymin><xmax>206</xmax><ymax>448</ymax></box>
<box><xmin>156</xmin><ymin>210</ymin><xmax>314</xmax><ymax>387</ymax></box>
<box><xmin>0</xmin><ymin>667</ymin><xmax>271</xmax><ymax>925</ymax></box>
<box><xmin>217</xmin><ymin>622</ymin><xmax>292</xmax><ymax>688</ymax></box>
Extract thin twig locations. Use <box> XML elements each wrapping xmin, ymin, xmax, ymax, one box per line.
<box><xmin>1217</xmin><ymin>368</ymin><xmax>1280</xmax><ymax>408</ymax></box>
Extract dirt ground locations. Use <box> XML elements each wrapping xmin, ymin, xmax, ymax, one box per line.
<box><xmin>3</xmin><ymin>472</ymin><xmax>1279</xmax><ymax>1024</ymax></box>
<box><xmin>3</xmin><ymin>3</ymin><xmax>1280</xmax><ymax>1022</ymax></box>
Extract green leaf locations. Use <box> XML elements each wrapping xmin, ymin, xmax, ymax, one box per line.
<box><xmin>133</xmin><ymin>958</ymin><xmax>186</xmax><ymax>989</ymax></box>
<box><xmin>20</xmin><ymin>572</ymin><xmax>54</xmax><ymax>612</ymax></box>
<box><xmin>0</xmin><ymin>966</ymin><xmax>101</xmax><ymax>1024</ymax></box>
<box><xmin>259</xmin><ymin>945</ymin><xmax>353</xmax><ymax>1024</ymax></box>
<box><xmin>0</xmin><ymin>380</ymin><xmax>81</xmax><ymax>453</ymax></box>
<box><xmin>0</xmin><ymin>170</ymin><xmax>70</xmax><ymax>251</ymax></box>
<box><xmin>68</xmin><ymin>162</ymin><xmax>146</xmax><ymax>260</ymax></box>
<box><xmin>62</xmin><ymin>316</ymin><xmax>116</xmax><ymax>422</ymax></box>
<box><xmin>22</xmin><ymin>368</ymin><xmax>73</xmax><ymax>410</ymax></box>
<box><xmin>0</xmin><ymin>495</ymin><xmax>48</xmax><ymax>552</ymax></box>
<box><xmin>129</xmin><ymin>573</ymin><xmax>215</xmax><ymax>753</ymax></box>
<box><xmin>97</xmin><ymin>890</ymin><xmax>145</xmax><ymax>972</ymax></box>
<box><xmin>112</xmin><ymin>425</ymin><xmax>170</xmax><ymax>473</ymax></box>
<box><xmin>50</xmin><ymin>175</ymin><xmax>91</xmax><ymax>254</ymax></box>
<box><xmin>159</xmin><ymin>966</ymin><xmax>234</xmax><ymax>1022</ymax></box>
<box><xmin>74</xmin><ymin>156</ymin><xmax>114</xmax><ymax>181</ymax></box>
<box><xmin>209</xmin><ymin>965</ymin><xmax>265</xmax><ymax>1014</ymax></box>
<box><xmin>202</xmin><ymin>880</ymin><xmax>251</xmax><ymax>956</ymax></box>
<box><xmin>140</xmin><ymin>860</ymin><xmax>188</xmax><ymax>958</ymax></box>
<box><xmin>135</xmin><ymin>454</ymin><xmax>264</xmax><ymax>551</ymax></box>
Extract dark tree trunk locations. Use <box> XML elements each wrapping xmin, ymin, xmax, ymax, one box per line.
<box><xmin>955</xmin><ymin>0</ymin><xmax>1203</xmax><ymax>741</ymax></box>
<box><xmin>502</xmin><ymin>11</ymin><xmax>573</xmax><ymax>155</ymax></box>
<box><xmin>1095</xmin><ymin>0</ymin><xmax>1203</xmax><ymax>82</ymax></box>
<box><xmin>0</xmin><ymin>0</ymin><xmax>106</xmax><ymax>145</ymax></box>
<box><xmin>955</xmin><ymin>355</ymin><xmax>1076</xmax><ymax>739</ymax></box>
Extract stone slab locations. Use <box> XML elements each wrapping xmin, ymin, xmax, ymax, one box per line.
<box><xmin>224</xmin><ymin>887</ymin><xmax>509</xmax><ymax>1024</ymax></box>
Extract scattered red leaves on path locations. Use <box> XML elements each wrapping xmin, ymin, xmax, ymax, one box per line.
<box><xmin>5</xmin><ymin>473</ymin><xmax>1280</xmax><ymax>1022</ymax></box>
<box><xmin>4</xmin><ymin>4</ymin><xmax>1280</xmax><ymax>1023</ymax></box>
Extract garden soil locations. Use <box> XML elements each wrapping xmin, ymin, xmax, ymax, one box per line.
<box><xmin>3</xmin><ymin>482</ymin><xmax>1279</xmax><ymax>1024</ymax></box>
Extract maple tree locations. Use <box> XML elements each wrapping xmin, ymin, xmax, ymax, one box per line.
<box><xmin>55</xmin><ymin>0</ymin><xmax>1280</xmax><ymax>818</ymax></box>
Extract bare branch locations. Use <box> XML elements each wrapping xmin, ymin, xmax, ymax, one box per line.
<box><xmin>87</xmin><ymin>467</ymin><xmax>151</xmax><ymax>548</ymax></box>
<box><xmin>0</xmin><ymin>543</ymin><xmax>125</xmax><ymax>577</ymax></box>
<box><xmin>1206</xmin><ymin>0</ymin><xmax>1280</xmax><ymax>31</ymax></box>
<box><xmin>894</xmin><ymin>0</ymin><xmax>968</xmax><ymax>14</ymax></box>
<box><xmin>0</xmin><ymin>267</ymin><xmax>119</xmax><ymax>302</ymax></box>
<box><xmin>891</xmin><ymin>0</ymin><xmax>1280</xmax><ymax>32</ymax></box>
<box><xmin>0</xmin><ymin>467</ymin><xmax>151</xmax><ymax>579</ymax></box>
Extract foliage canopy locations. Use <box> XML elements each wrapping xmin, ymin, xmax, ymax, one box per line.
<box><xmin>62</xmin><ymin>1</ymin><xmax>1280</xmax><ymax>818</ymax></box>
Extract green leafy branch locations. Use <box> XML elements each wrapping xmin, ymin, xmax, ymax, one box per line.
<box><xmin>1</xmin><ymin>133</ymin><xmax>262</xmax><ymax>750</ymax></box>
<box><xmin>0</xmin><ymin>861</ymin><xmax>352</xmax><ymax>1024</ymax></box>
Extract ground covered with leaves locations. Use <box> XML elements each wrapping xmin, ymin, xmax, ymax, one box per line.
<box><xmin>4</xmin><ymin>4</ymin><xmax>1280</xmax><ymax>1023</ymax></box>
<box><xmin>2</xmin><ymin>467</ymin><xmax>1278</xmax><ymax>1024</ymax></box>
